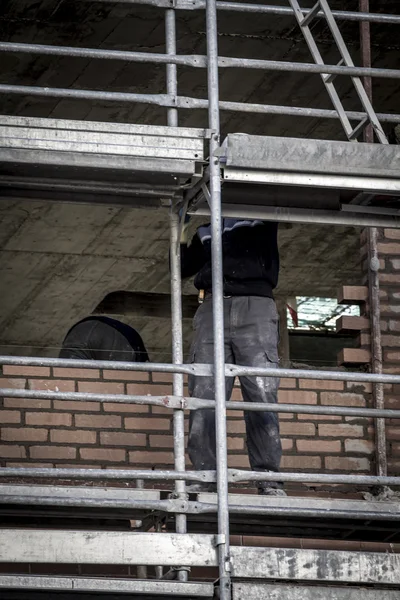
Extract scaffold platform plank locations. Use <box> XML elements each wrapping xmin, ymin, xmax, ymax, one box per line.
<box><xmin>1</xmin><ymin>485</ymin><xmax>400</xmax><ymax>543</ymax></box>
<box><xmin>0</xmin><ymin>575</ymin><xmax>214</xmax><ymax>597</ymax></box>
<box><xmin>0</xmin><ymin>116</ymin><xmax>207</xmax><ymax>204</ymax></box>
<box><xmin>229</xmin><ymin>546</ymin><xmax>400</xmax><ymax>584</ymax></box>
<box><xmin>189</xmin><ymin>134</ymin><xmax>400</xmax><ymax>227</ymax></box>
<box><xmin>0</xmin><ymin>529</ymin><xmax>217</xmax><ymax>566</ymax></box>
<box><xmin>232</xmin><ymin>583</ymin><xmax>400</xmax><ymax>600</ymax></box>
<box><xmin>221</xmin><ymin>134</ymin><xmax>400</xmax><ymax>190</ymax></box>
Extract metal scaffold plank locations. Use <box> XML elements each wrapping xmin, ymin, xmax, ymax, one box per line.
<box><xmin>222</xmin><ymin>135</ymin><xmax>400</xmax><ymax>179</ymax></box>
<box><xmin>0</xmin><ymin>575</ymin><xmax>214</xmax><ymax>597</ymax></box>
<box><xmin>0</xmin><ymin>530</ymin><xmax>217</xmax><ymax>567</ymax></box>
<box><xmin>232</xmin><ymin>583</ymin><xmax>400</xmax><ymax>600</ymax></box>
<box><xmin>0</xmin><ymin>115</ymin><xmax>209</xmax><ymax>139</ymax></box>
<box><xmin>230</xmin><ymin>547</ymin><xmax>400</xmax><ymax>585</ymax></box>
<box><xmin>0</xmin><ymin>116</ymin><xmax>206</xmax><ymax>179</ymax></box>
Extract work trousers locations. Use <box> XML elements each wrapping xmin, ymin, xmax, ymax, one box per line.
<box><xmin>188</xmin><ymin>296</ymin><xmax>282</xmax><ymax>489</ymax></box>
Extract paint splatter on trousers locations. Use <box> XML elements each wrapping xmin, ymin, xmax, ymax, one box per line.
<box><xmin>188</xmin><ymin>296</ymin><xmax>282</xmax><ymax>490</ymax></box>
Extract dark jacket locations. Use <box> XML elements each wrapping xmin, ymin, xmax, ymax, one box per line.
<box><xmin>60</xmin><ymin>316</ymin><xmax>149</xmax><ymax>362</ymax></box>
<box><xmin>181</xmin><ymin>219</ymin><xmax>279</xmax><ymax>297</ymax></box>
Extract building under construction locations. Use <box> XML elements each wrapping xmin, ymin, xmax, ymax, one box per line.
<box><xmin>0</xmin><ymin>0</ymin><xmax>400</xmax><ymax>599</ymax></box>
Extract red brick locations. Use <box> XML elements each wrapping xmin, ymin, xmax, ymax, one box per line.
<box><xmin>345</xmin><ymin>381</ymin><xmax>372</xmax><ymax>393</ymax></box>
<box><xmin>75</xmin><ymin>414</ymin><xmax>121</xmax><ymax>429</ymax></box>
<box><xmin>103</xmin><ymin>370</ymin><xmax>150</xmax><ymax>382</ymax></box>
<box><xmin>103</xmin><ymin>402</ymin><xmax>150</xmax><ymax>414</ymax></box>
<box><xmin>149</xmin><ymin>435</ymin><xmax>174</xmax><ymax>448</ymax></box>
<box><xmin>231</xmin><ymin>388</ymin><xmax>243</xmax><ymax>401</ymax></box>
<box><xmin>319</xmin><ymin>424</ymin><xmax>363</xmax><ymax>438</ymax></box>
<box><xmin>53</xmin><ymin>400</ymin><xmax>101</xmax><ymax>411</ymax></box>
<box><xmin>125</xmin><ymin>417</ymin><xmax>170</xmax><ymax>431</ymax></box>
<box><xmin>1</xmin><ymin>428</ymin><xmax>47</xmax><ymax>442</ymax></box>
<box><xmin>0</xmin><ymin>411</ymin><xmax>21</xmax><ymax>424</ymax></box>
<box><xmin>129</xmin><ymin>450</ymin><xmax>173</xmax><ymax>465</ymax></box>
<box><xmin>386</xmin><ymin>397</ymin><xmax>400</xmax><ymax>410</ymax></box>
<box><xmin>80</xmin><ymin>448</ymin><xmax>126</xmax><ymax>462</ymax></box>
<box><xmin>228</xmin><ymin>455</ymin><xmax>250</xmax><ymax>468</ymax></box>
<box><xmin>30</xmin><ymin>446</ymin><xmax>76</xmax><ymax>460</ymax></box>
<box><xmin>78</xmin><ymin>381</ymin><xmax>124</xmax><ymax>394</ymax></box>
<box><xmin>227</xmin><ymin>420</ymin><xmax>246</xmax><ymax>434</ymax></box>
<box><xmin>383</xmin><ymin>367</ymin><xmax>400</xmax><ymax>374</ymax></box>
<box><xmin>325</xmin><ymin>456</ymin><xmax>370</xmax><ymax>471</ymax></box>
<box><xmin>384</xmin><ymin>350</ymin><xmax>400</xmax><ymax>362</ymax></box>
<box><xmin>151</xmin><ymin>373</ymin><xmax>174</xmax><ymax>384</ymax></box>
<box><xmin>320</xmin><ymin>392</ymin><xmax>366</xmax><ymax>407</ymax></box>
<box><xmin>382</xmin><ymin>335</ymin><xmax>400</xmax><ymax>348</ymax></box>
<box><xmin>358</xmin><ymin>333</ymin><xmax>371</xmax><ymax>347</ymax></box>
<box><xmin>2</xmin><ymin>366</ymin><xmax>50</xmax><ymax>377</ymax></box>
<box><xmin>53</xmin><ymin>368</ymin><xmax>100</xmax><ymax>379</ymax></box>
<box><xmin>384</xmin><ymin>229</ymin><xmax>400</xmax><ymax>240</ymax></box>
<box><xmin>278</xmin><ymin>378</ymin><xmax>297</xmax><ymax>389</ymax></box>
<box><xmin>380</xmin><ymin>274</ymin><xmax>400</xmax><ymax>285</ymax></box>
<box><xmin>227</xmin><ymin>437</ymin><xmax>245</xmax><ymax>450</ymax></box>
<box><xmin>391</xmin><ymin>443</ymin><xmax>400</xmax><ymax>456</ymax></box>
<box><xmin>281</xmin><ymin>455</ymin><xmax>321</xmax><ymax>470</ymax></box>
<box><xmin>278</xmin><ymin>412</ymin><xmax>295</xmax><ymax>420</ymax></box>
<box><xmin>298</xmin><ymin>414</ymin><xmax>342</xmax><ymax>421</ymax></box>
<box><xmin>100</xmin><ymin>431</ymin><xmax>146</xmax><ymax>446</ymax></box>
<box><xmin>0</xmin><ymin>445</ymin><xmax>26</xmax><ymax>458</ymax></box>
<box><xmin>26</xmin><ymin>412</ymin><xmax>72</xmax><ymax>427</ymax></box>
<box><xmin>297</xmin><ymin>439</ymin><xmax>341</xmax><ymax>453</ymax></box>
<box><xmin>281</xmin><ymin>438</ymin><xmax>293</xmax><ymax>451</ymax></box>
<box><xmin>337</xmin><ymin>348</ymin><xmax>371</xmax><ymax>366</ymax></box>
<box><xmin>378</xmin><ymin>242</ymin><xmax>400</xmax><ymax>255</ymax></box>
<box><xmin>51</xmin><ymin>429</ymin><xmax>97</xmax><ymax>444</ymax></box>
<box><xmin>278</xmin><ymin>390</ymin><xmax>317</xmax><ymax>405</ymax></box>
<box><xmin>345</xmin><ymin>439</ymin><xmax>374</xmax><ymax>454</ymax></box>
<box><xmin>28</xmin><ymin>379</ymin><xmax>75</xmax><ymax>392</ymax></box>
<box><xmin>0</xmin><ymin>378</ymin><xmax>26</xmax><ymax>389</ymax></box>
<box><xmin>151</xmin><ymin>405</ymin><xmax>178</xmax><ymax>415</ymax></box>
<box><xmin>299</xmin><ymin>379</ymin><xmax>343</xmax><ymax>391</ymax></box>
<box><xmin>386</xmin><ymin>427</ymin><xmax>400</xmax><ymax>440</ymax></box>
<box><xmin>389</xmin><ymin>320</ymin><xmax>400</xmax><ymax>332</ymax></box>
<box><xmin>126</xmin><ymin>383</ymin><xmax>172</xmax><ymax>396</ymax></box>
<box><xmin>4</xmin><ymin>398</ymin><xmax>51</xmax><ymax>409</ymax></box>
<box><xmin>337</xmin><ymin>285</ymin><xmax>368</xmax><ymax>305</ymax></box>
<box><xmin>280</xmin><ymin>422</ymin><xmax>315</xmax><ymax>436</ymax></box>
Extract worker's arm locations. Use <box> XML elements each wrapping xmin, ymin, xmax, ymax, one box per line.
<box><xmin>180</xmin><ymin>231</ymin><xmax>206</xmax><ymax>279</ymax></box>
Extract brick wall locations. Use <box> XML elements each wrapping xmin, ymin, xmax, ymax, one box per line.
<box><xmin>0</xmin><ymin>365</ymin><xmax>374</xmax><ymax>479</ymax></box>
<box><xmin>376</xmin><ymin>228</ymin><xmax>400</xmax><ymax>475</ymax></box>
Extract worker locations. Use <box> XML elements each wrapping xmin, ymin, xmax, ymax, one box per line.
<box><xmin>180</xmin><ymin>216</ymin><xmax>285</xmax><ymax>496</ymax></box>
<box><xmin>59</xmin><ymin>316</ymin><xmax>149</xmax><ymax>363</ymax></box>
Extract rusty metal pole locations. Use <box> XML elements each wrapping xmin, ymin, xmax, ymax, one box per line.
<box><xmin>359</xmin><ymin>0</ymin><xmax>387</xmax><ymax>478</ymax></box>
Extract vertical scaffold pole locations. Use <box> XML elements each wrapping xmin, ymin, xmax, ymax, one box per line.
<box><xmin>359</xmin><ymin>0</ymin><xmax>387</xmax><ymax>479</ymax></box>
<box><xmin>166</xmin><ymin>7</ymin><xmax>188</xmax><ymax>583</ymax></box>
<box><xmin>166</xmin><ymin>8</ymin><xmax>178</xmax><ymax>128</ymax></box>
<box><xmin>206</xmin><ymin>0</ymin><xmax>231</xmax><ymax>597</ymax></box>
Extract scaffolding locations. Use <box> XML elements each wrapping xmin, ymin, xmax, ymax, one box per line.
<box><xmin>0</xmin><ymin>0</ymin><xmax>400</xmax><ymax>598</ymax></box>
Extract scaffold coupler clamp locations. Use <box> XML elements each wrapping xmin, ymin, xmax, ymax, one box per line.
<box><xmin>214</xmin><ymin>534</ymin><xmax>231</xmax><ymax>573</ymax></box>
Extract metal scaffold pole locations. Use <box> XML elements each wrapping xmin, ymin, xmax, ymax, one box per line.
<box><xmin>205</xmin><ymin>0</ymin><xmax>231</xmax><ymax>597</ymax></box>
<box><xmin>358</xmin><ymin>0</ymin><xmax>387</xmax><ymax>479</ymax></box>
<box><xmin>166</xmin><ymin>6</ymin><xmax>189</xmax><ymax>583</ymax></box>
